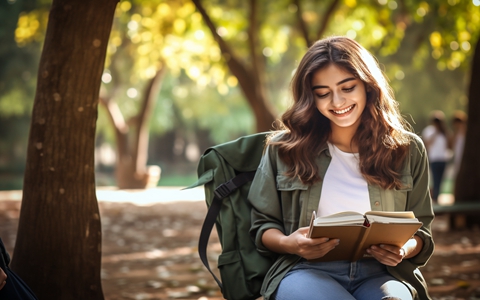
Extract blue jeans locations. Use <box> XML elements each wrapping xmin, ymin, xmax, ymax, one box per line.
<box><xmin>273</xmin><ymin>259</ymin><xmax>413</xmax><ymax>300</ymax></box>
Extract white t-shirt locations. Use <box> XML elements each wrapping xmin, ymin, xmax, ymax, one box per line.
<box><xmin>421</xmin><ymin>125</ymin><xmax>450</xmax><ymax>162</ymax></box>
<box><xmin>317</xmin><ymin>143</ymin><xmax>371</xmax><ymax>217</ymax></box>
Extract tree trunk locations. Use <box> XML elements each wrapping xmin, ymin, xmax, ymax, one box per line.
<box><xmin>100</xmin><ymin>66</ymin><xmax>166</xmax><ymax>189</ymax></box>
<box><xmin>11</xmin><ymin>0</ymin><xmax>118</xmax><ymax>299</ymax></box>
<box><xmin>454</xmin><ymin>36</ymin><xmax>480</xmax><ymax>202</ymax></box>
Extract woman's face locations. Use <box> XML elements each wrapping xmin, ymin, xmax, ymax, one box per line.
<box><xmin>311</xmin><ymin>64</ymin><xmax>367</xmax><ymax>131</ymax></box>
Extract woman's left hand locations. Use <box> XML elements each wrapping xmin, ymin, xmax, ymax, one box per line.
<box><xmin>366</xmin><ymin>235</ymin><xmax>423</xmax><ymax>266</ymax></box>
<box><xmin>366</xmin><ymin>244</ymin><xmax>405</xmax><ymax>266</ymax></box>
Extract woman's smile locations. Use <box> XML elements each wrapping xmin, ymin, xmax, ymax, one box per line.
<box><xmin>331</xmin><ymin>104</ymin><xmax>356</xmax><ymax>115</ymax></box>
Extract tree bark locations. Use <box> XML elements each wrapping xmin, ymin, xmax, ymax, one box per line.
<box><xmin>11</xmin><ymin>0</ymin><xmax>118</xmax><ymax>299</ymax></box>
<box><xmin>454</xmin><ymin>37</ymin><xmax>480</xmax><ymax>203</ymax></box>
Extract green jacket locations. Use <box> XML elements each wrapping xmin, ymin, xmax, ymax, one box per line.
<box><xmin>248</xmin><ymin>132</ymin><xmax>435</xmax><ymax>300</ymax></box>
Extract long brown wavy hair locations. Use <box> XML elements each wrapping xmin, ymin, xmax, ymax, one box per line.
<box><xmin>270</xmin><ymin>36</ymin><xmax>412</xmax><ymax>189</ymax></box>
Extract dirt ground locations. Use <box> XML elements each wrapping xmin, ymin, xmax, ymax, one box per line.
<box><xmin>0</xmin><ymin>189</ymin><xmax>479</xmax><ymax>300</ymax></box>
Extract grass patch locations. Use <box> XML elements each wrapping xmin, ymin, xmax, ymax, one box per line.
<box><xmin>158</xmin><ymin>174</ymin><xmax>198</xmax><ymax>187</ymax></box>
<box><xmin>0</xmin><ymin>176</ymin><xmax>23</xmax><ymax>191</ymax></box>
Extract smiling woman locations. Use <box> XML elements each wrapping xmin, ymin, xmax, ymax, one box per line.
<box><xmin>311</xmin><ymin>64</ymin><xmax>367</xmax><ymax>152</ymax></box>
<box><xmin>247</xmin><ymin>36</ymin><xmax>434</xmax><ymax>300</ymax></box>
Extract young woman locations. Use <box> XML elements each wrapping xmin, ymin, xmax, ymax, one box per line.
<box><xmin>248</xmin><ymin>36</ymin><xmax>434</xmax><ymax>300</ymax></box>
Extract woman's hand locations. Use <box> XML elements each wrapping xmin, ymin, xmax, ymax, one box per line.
<box><xmin>366</xmin><ymin>235</ymin><xmax>423</xmax><ymax>266</ymax></box>
<box><xmin>366</xmin><ymin>244</ymin><xmax>405</xmax><ymax>266</ymax></box>
<box><xmin>282</xmin><ymin>227</ymin><xmax>340</xmax><ymax>260</ymax></box>
<box><xmin>0</xmin><ymin>268</ymin><xmax>7</xmax><ymax>290</ymax></box>
<box><xmin>262</xmin><ymin>227</ymin><xmax>339</xmax><ymax>260</ymax></box>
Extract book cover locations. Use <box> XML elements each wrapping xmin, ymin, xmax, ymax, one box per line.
<box><xmin>307</xmin><ymin>211</ymin><xmax>422</xmax><ymax>262</ymax></box>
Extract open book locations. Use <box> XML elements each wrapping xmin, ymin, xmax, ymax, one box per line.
<box><xmin>307</xmin><ymin>210</ymin><xmax>422</xmax><ymax>262</ymax></box>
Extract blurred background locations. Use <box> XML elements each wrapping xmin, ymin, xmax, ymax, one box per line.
<box><xmin>0</xmin><ymin>0</ymin><xmax>477</xmax><ymax>191</ymax></box>
<box><xmin>1</xmin><ymin>1</ymin><xmax>480</xmax><ymax>299</ymax></box>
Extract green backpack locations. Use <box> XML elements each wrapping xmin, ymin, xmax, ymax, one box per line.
<box><xmin>187</xmin><ymin>132</ymin><xmax>274</xmax><ymax>300</ymax></box>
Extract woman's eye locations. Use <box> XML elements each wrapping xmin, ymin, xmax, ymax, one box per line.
<box><xmin>315</xmin><ymin>92</ymin><xmax>329</xmax><ymax>99</ymax></box>
<box><xmin>343</xmin><ymin>86</ymin><xmax>355</xmax><ymax>92</ymax></box>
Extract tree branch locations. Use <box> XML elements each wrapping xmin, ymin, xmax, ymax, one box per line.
<box><xmin>191</xmin><ymin>0</ymin><xmax>252</xmax><ymax>88</ymax></box>
<box><xmin>315</xmin><ymin>0</ymin><xmax>340</xmax><ymax>41</ymax></box>
<box><xmin>192</xmin><ymin>0</ymin><xmax>277</xmax><ymax>131</ymax></box>
<box><xmin>248</xmin><ymin>0</ymin><xmax>260</xmax><ymax>75</ymax></box>
<box><xmin>293</xmin><ymin>0</ymin><xmax>311</xmax><ymax>47</ymax></box>
<box><xmin>132</xmin><ymin>62</ymin><xmax>167</xmax><ymax>172</ymax></box>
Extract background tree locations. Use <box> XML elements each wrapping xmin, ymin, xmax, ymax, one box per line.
<box><xmin>189</xmin><ymin>0</ymin><xmax>448</xmax><ymax>132</ymax></box>
<box><xmin>455</xmin><ymin>36</ymin><xmax>480</xmax><ymax>204</ymax></box>
<box><xmin>10</xmin><ymin>0</ymin><xmax>118</xmax><ymax>299</ymax></box>
<box><xmin>97</xmin><ymin>0</ymin><xmax>258</xmax><ymax>188</ymax></box>
<box><xmin>192</xmin><ymin>0</ymin><xmax>287</xmax><ymax>132</ymax></box>
<box><xmin>1</xmin><ymin>0</ymin><xmax>478</xmax><ymax>190</ymax></box>
<box><xmin>409</xmin><ymin>1</ymin><xmax>480</xmax><ymax>204</ymax></box>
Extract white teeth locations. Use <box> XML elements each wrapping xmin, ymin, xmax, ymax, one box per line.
<box><xmin>333</xmin><ymin>105</ymin><xmax>354</xmax><ymax>114</ymax></box>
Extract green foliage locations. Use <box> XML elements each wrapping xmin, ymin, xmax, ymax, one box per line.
<box><xmin>0</xmin><ymin>115</ymin><xmax>29</xmax><ymax>176</ymax></box>
<box><xmin>157</xmin><ymin>173</ymin><xmax>198</xmax><ymax>186</ymax></box>
<box><xmin>95</xmin><ymin>0</ymin><xmax>258</xmax><ymax>146</ymax></box>
<box><xmin>427</xmin><ymin>0</ymin><xmax>480</xmax><ymax>71</ymax></box>
<box><xmin>0</xmin><ymin>86</ymin><xmax>33</xmax><ymax>116</ymax></box>
<box><xmin>0</xmin><ymin>1</ymin><xmax>48</xmax><ymax>118</ymax></box>
<box><xmin>149</xmin><ymin>71</ymin><xmax>254</xmax><ymax>143</ymax></box>
<box><xmin>1</xmin><ymin>0</ymin><xmax>478</xmax><ymax>172</ymax></box>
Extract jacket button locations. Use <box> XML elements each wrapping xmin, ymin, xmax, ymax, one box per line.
<box><xmin>374</xmin><ymin>201</ymin><xmax>380</xmax><ymax>206</ymax></box>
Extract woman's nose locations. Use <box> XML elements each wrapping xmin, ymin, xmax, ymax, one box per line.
<box><xmin>332</xmin><ymin>92</ymin><xmax>346</xmax><ymax>107</ymax></box>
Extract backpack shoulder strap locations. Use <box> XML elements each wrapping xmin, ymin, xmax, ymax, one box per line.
<box><xmin>198</xmin><ymin>171</ymin><xmax>256</xmax><ymax>289</ymax></box>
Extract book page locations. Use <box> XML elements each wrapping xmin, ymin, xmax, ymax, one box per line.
<box><xmin>365</xmin><ymin>211</ymin><xmax>416</xmax><ymax>219</ymax></box>
<box><xmin>366</xmin><ymin>215</ymin><xmax>420</xmax><ymax>224</ymax></box>
<box><xmin>312</xmin><ymin>211</ymin><xmax>365</xmax><ymax>226</ymax></box>
<box><xmin>365</xmin><ymin>211</ymin><xmax>419</xmax><ymax>224</ymax></box>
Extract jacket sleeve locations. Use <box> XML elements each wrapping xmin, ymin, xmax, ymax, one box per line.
<box><xmin>248</xmin><ymin>143</ymin><xmax>285</xmax><ymax>257</ymax></box>
<box><xmin>406</xmin><ymin>134</ymin><xmax>435</xmax><ymax>267</ymax></box>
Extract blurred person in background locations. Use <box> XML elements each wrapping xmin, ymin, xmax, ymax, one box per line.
<box><xmin>421</xmin><ymin>110</ymin><xmax>451</xmax><ymax>202</ymax></box>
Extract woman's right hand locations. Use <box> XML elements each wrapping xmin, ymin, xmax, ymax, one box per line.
<box><xmin>263</xmin><ymin>227</ymin><xmax>339</xmax><ymax>260</ymax></box>
<box><xmin>0</xmin><ymin>268</ymin><xmax>7</xmax><ymax>290</ymax></box>
<box><xmin>281</xmin><ymin>227</ymin><xmax>340</xmax><ymax>260</ymax></box>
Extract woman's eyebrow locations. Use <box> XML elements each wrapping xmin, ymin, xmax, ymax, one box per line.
<box><xmin>312</xmin><ymin>77</ymin><xmax>356</xmax><ymax>90</ymax></box>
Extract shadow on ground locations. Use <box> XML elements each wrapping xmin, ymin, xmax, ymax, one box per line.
<box><xmin>0</xmin><ymin>188</ymin><xmax>479</xmax><ymax>300</ymax></box>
